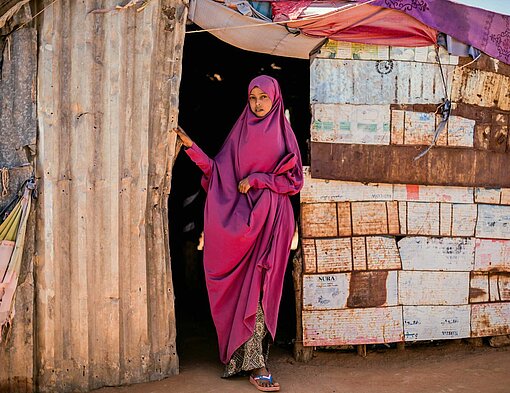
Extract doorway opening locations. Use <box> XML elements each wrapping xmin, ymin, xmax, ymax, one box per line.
<box><xmin>169</xmin><ymin>23</ymin><xmax>311</xmax><ymax>366</ymax></box>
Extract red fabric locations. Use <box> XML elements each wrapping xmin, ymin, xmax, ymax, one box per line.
<box><xmin>275</xmin><ymin>1</ymin><xmax>437</xmax><ymax>47</ymax></box>
<box><xmin>185</xmin><ymin>75</ymin><xmax>303</xmax><ymax>364</ymax></box>
<box><xmin>272</xmin><ymin>0</ymin><xmax>313</xmax><ymax>21</ymax></box>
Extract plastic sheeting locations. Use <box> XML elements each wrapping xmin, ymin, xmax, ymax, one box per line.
<box><xmin>280</xmin><ymin>1</ymin><xmax>437</xmax><ymax>47</ymax></box>
<box><xmin>188</xmin><ymin>0</ymin><xmax>326</xmax><ymax>59</ymax></box>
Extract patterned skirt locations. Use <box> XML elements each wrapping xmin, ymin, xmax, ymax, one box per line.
<box><xmin>223</xmin><ymin>303</ymin><xmax>270</xmax><ymax>378</ymax></box>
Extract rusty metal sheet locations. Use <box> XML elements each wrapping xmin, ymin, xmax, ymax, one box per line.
<box><xmin>347</xmin><ymin>271</ymin><xmax>397</xmax><ymax>308</ymax></box>
<box><xmin>398</xmin><ymin>271</ymin><xmax>470</xmax><ymax>305</ymax></box>
<box><xmin>316</xmin><ymin>40</ymin><xmax>390</xmax><ymax>61</ymax></box>
<box><xmin>406</xmin><ymin>202</ymin><xmax>440</xmax><ymax>236</ymax></box>
<box><xmin>448</xmin><ymin>116</ymin><xmax>476</xmax><ymax>147</ymax></box>
<box><xmin>311</xmin><ymin>104</ymin><xmax>390</xmax><ymax>145</ymax></box>
<box><xmin>476</xmin><ymin>204</ymin><xmax>510</xmax><ymax>239</ymax></box>
<box><xmin>0</xmin><ymin>26</ymin><xmax>36</xmax><ymax>393</ymax></box>
<box><xmin>403</xmin><ymin>111</ymin><xmax>444</xmax><ymax>146</ymax></box>
<box><xmin>352</xmin><ymin>237</ymin><xmax>367</xmax><ymax>270</ymax></box>
<box><xmin>440</xmin><ymin>203</ymin><xmax>452</xmax><ymax>236</ymax></box>
<box><xmin>365</xmin><ymin>236</ymin><xmax>401</xmax><ymax>270</ymax></box>
<box><xmin>315</xmin><ymin>238</ymin><xmax>352</xmax><ymax>273</ymax></box>
<box><xmin>336</xmin><ymin>202</ymin><xmax>352</xmax><ymax>236</ymax></box>
<box><xmin>470</xmin><ymin>272</ymin><xmax>489</xmax><ymax>303</ymax></box>
<box><xmin>301</xmin><ymin>166</ymin><xmax>393</xmax><ymax>203</ymax></box>
<box><xmin>351</xmin><ymin>201</ymin><xmax>388</xmax><ymax>235</ymax></box>
<box><xmin>474</xmin><ymin>238</ymin><xmax>510</xmax><ymax>271</ymax></box>
<box><xmin>452</xmin><ymin>203</ymin><xmax>478</xmax><ymax>236</ymax></box>
<box><xmin>391</xmin><ymin>103</ymin><xmax>509</xmax><ymax>153</ymax></box>
<box><xmin>302</xmin><ymin>238</ymin><xmax>317</xmax><ymax>274</ymax></box>
<box><xmin>311</xmin><ymin>59</ymin><xmax>455</xmax><ymax>105</ymax></box>
<box><xmin>35</xmin><ymin>1</ymin><xmax>186</xmax><ymax>391</ymax></box>
<box><xmin>476</xmin><ymin>187</ymin><xmax>510</xmax><ymax>206</ymax></box>
<box><xmin>398</xmin><ymin>237</ymin><xmax>475</xmax><ymax>271</ymax></box>
<box><xmin>403</xmin><ymin>305</ymin><xmax>471</xmax><ymax>342</ymax></box>
<box><xmin>0</xmin><ymin>24</ymin><xmax>36</xmax><ymax>169</ymax></box>
<box><xmin>489</xmin><ymin>273</ymin><xmax>510</xmax><ymax>301</ymax></box>
<box><xmin>387</xmin><ymin>201</ymin><xmax>400</xmax><ymax>234</ymax></box>
<box><xmin>301</xmin><ymin>203</ymin><xmax>338</xmax><ymax>238</ymax></box>
<box><xmin>303</xmin><ymin>273</ymin><xmax>350</xmax><ymax>310</ymax></box>
<box><xmin>471</xmin><ymin>303</ymin><xmax>510</xmax><ymax>337</ymax></box>
<box><xmin>302</xmin><ymin>306</ymin><xmax>403</xmax><ymax>346</ymax></box>
<box><xmin>316</xmin><ymin>40</ymin><xmax>458</xmax><ymax>65</ymax></box>
<box><xmin>458</xmin><ymin>53</ymin><xmax>510</xmax><ymax>78</ymax></box>
<box><xmin>311</xmin><ymin>142</ymin><xmax>510</xmax><ymax>188</ymax></box>
<box><xmin>393</xmin><ymin>184</ymin><xmax>474</xmax><ymax>203</ymax></box>
<box><xmin>502</xmin><ymin>189</ymin><xmax>510</xmax><ymax>204</ymax></box>
<box><xmin>451</xmin><ymin>67</ymin><xmax>510</xmax><ymax>111</ymax></box>
<box><xmin>391</xmin><ymin>110</ymin><xmax>475</xmax><ymax>148</ymax></box>
<box><xmin>474</xmin><ymin>187</ymin><xmax>503</xmax><ymax>204</ymax></box>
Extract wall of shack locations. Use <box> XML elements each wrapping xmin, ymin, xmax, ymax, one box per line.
<box><xmin>0</xmin><ymin>1</ymin><xmax>188</xmax><ymax>392</ymax></box>
<box><xmin>0</xmin><ymin>7</ymin><xmax>37</xmax><ymax>392</ymax></box>
<box><xmin>300</xmin><ymin>40</ymin><xmax>510</xmax><ymax>347</ymax></box>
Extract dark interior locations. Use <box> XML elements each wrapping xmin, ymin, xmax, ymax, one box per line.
<box><xmin>168</xmin><ymin>23</ymin><xmax>311</xmax><ymax>363</ymax></box>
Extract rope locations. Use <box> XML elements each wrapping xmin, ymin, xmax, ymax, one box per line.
<box><xmin>457</xmin><ymin>53</ymin><xmax>482</xmax><ymax>70</ymax></box>
<box><xmin>186</xmin><ymin>0</ymin><xmax>377</xmax><ymax>34</ymax></box>
<box><xmin>1</xmin><ymin>168</ymin><xmax>9</xmax><ymax>197</ymax></box>
<box><xmin>436</xmin><ymin>46</ymin><xmax>449</xmax><ymax>100</ymax></box>
<box><xmin>14</xmin><ymin>0</ymin><xmax>60</xmax><ymax>32</ymax></box>
<box><xmin>414</xmin><ymin>47</ymin><xmax>452</xmax><ymax>160</ymax></box>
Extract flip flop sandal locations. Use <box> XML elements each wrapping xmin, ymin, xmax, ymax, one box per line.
<box><xmin>249</xmin><ymin>373</ymin><xmax>280</xmax><ymax>392</ymax></box>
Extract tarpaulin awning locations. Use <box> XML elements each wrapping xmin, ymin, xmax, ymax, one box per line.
<box><xmin>188</xmin><ymin>0</ymin><xmax>326</xmax><ymax>59</ymax></box>
<box><xmin>274</xmin><ymin>1</ymin><xmax>438</xmax><ymax>47</ymax></box>
<box><xmin>189</xmin><ymin>0</ymin><xmax>510</xmax><ymax>64</ymax></box>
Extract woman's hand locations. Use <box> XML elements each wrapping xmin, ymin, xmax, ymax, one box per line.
<box><xmin>238</xmin><ymin>178</ymin><xmax>251</xmax><ymax>194</ymax></box>
<box><xmin>172</xmin><ymin>126</ymin><xmax>193</xmax><ymax>148</ymax></box>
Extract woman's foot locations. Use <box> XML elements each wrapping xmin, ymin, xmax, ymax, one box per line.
<box><xmin>249</xmin><ymin>367</ymin><xmax>280</xmax><ymax>392</ymax></box>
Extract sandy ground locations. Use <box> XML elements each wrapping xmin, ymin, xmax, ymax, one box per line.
<box><xmin>97</xmin><ymin>334</ymin><xmax>510</xmax><ymax>393</ymax></box>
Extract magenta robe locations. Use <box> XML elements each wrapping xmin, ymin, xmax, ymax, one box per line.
<box><xmin>185</xmin><ymin>75</ymin><xmax>303</xmax><ymax>364</ymax></box>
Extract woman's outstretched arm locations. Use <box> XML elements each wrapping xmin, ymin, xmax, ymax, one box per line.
<box><xmin>173</xmin><ymin>126</ymin><xmax>213</xmax><ymax>177</ymax></box>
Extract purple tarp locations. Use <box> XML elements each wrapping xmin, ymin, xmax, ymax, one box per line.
<box><xmin>357</xmin><ymin>0</ymin><xmax>510</xmax><ymax>64</ymax></box>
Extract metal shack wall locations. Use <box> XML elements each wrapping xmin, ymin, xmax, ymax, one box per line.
<box><xmin>301</xmin><ymin>41</ymin><xmax>510</xmax><ymax>347</ymax></box>
<box><xmin>0</xmin><ymin>15</ymin><xmax>37</xmax><ymax>393</ymax></box>
<box><xmin>35</xmin><ymin>1</ymin><xmax>187</xmax><ymax>391</ymax></box>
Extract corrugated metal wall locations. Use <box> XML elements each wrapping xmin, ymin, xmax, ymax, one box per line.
<box><xmin>0</xmin><ymin>9</ymin><xmax>37</xmax><ymax>390</ymax></box>
<box><xmin>35</xmin><ymin>1</ymin><xmax>187</xmax><ymax>391</ymax></box>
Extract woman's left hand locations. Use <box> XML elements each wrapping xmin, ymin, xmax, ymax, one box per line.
<box><xmin>238</xmin><ymin>178</ymin><xmax>251</xmax><ymax>194</ymax></box>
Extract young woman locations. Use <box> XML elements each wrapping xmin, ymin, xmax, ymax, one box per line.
<box><xmin>174</xmin><ymin>75</ymin><xmax>303</xmax><ymax>392</ymax></box>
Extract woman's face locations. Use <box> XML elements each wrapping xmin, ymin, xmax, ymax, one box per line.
<box><xmin>249</xmin><ymin>87</ymin><xmax>273</xmax><ymax>118</ymax></box>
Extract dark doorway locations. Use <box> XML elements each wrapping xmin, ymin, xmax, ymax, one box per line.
<box><xmin>169</xmin><ymin>23</ymin><xmax>311</xmax><ymax>366</ymax></box>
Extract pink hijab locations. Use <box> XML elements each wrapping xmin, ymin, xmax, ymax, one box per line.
<box><xmin>186</xmin><ymin>75</ymin><xmax>303</xmax><ymax>363</ymax></box>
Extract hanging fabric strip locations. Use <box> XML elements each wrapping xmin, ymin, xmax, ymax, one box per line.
<box><xmin>275</xmin><ymin>0</ymin><xmax>437</xmax><ymax>47</ymax></box>
<box><xmin>0</xmin><ymin>179</ymin><xmax>34</xmax><ymax>342</ymax></box>
<box><xmin>354</xmin><ymin>0</ymin><xmax>510</xmax><ymax>65</ymax></box>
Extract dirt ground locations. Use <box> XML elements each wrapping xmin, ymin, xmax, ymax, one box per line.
<box><xmin>97</xmin><ymin>335</ymin><xmax>510</xmax><ymax>393</ymax></box>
